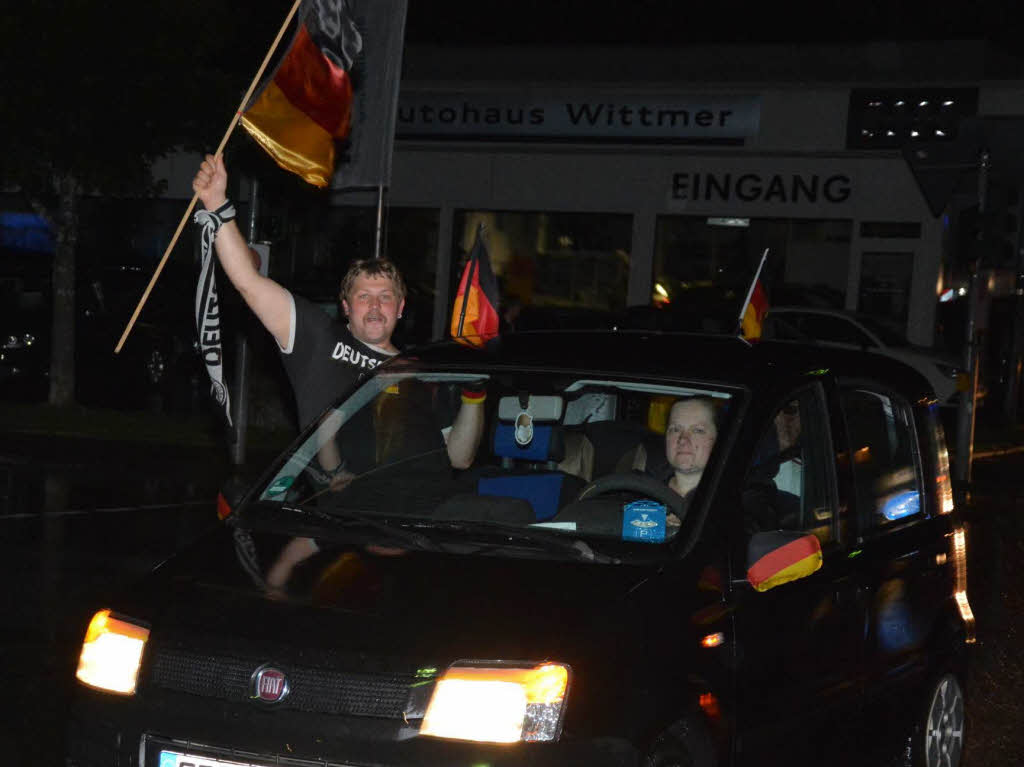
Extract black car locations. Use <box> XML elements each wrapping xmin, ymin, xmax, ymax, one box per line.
<box><xmin>67</xmin><ymin>331</ymin><xmax>974</xmax><ymax>767</ymax></box>
<box><xmin>0</xmin><ymin>250</ymin><xmax>203</xmax><ymax>410</ymax></box>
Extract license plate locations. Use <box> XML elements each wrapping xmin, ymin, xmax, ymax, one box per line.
<box><xmin>159</xmin><ymin>750</ymin><xmax>265</xmax><ymax>767</ymax></box>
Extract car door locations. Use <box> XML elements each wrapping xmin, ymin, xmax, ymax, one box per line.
<box><xmin>837</xmin><ymin>386</ymin><xmax>957</xmax><ymax>755</ymax></box>
<box><xmin>730</xmin><ymin>380</ymin><xmax>866</xmax><ymax>766</ymax></box>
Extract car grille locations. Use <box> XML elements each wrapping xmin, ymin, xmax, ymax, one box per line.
<box><xmin>148</xmin><ymin>646</ymin><xmax>415</xmax><ymax>718</ymax></box>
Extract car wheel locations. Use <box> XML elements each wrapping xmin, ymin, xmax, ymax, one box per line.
<box><xmin>907</xmin><ymin>672</ymin><xmax>966</xmax><ymax>767</ymax></box>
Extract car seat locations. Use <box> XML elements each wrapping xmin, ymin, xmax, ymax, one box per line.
<box><xmin>475</xmin><ymin>394</ymin><xmax>585</xmax><ymax>520</ymax></box>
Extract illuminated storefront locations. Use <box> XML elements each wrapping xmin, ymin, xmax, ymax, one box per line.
<box><xmin>153</xmin><ymin>40</ymin><xmax>1024</xmax><ymax>349</ymax></box>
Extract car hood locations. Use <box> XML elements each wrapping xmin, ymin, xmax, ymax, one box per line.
<box><xmin>121</xmin><ymin>522</ymin><xmax>662</xmax><ymax>663</ymax></box>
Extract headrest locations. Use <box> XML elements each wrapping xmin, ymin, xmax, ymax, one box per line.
<box><xmin>497</xmin><ymin>394</ymin><xmax>564</xmax><ymax>422</ymax></box>
<box><xmin>493</xmin><ymin>394</ymin><xmax>566</xmax><ymax>462</ymax></box>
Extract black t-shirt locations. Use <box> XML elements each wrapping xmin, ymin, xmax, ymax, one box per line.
<box><xmin>279</xmin><ymin>295</ymin><xmax>395</xmax><ymax>429</ymax></box>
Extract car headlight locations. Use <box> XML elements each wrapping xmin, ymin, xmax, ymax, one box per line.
<box><xmin>420</xmin><ymin>661</ymin><xmax>570</xmax><ymax>743</ymax></box>
<box><xmin>2</xmin><ymin>333</ymin><xmax>34</xmax><ymax>350</ymax></box>
<box><xmin>75</xmin><ymin>609</ymin><xmax>150</xmax><ymax>694</ymax></box>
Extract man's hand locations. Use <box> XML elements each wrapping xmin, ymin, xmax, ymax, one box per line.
<box><xmin>192</xmin><ymin>153</ymin><xmax>228</xmax><ymax>210</ymax></box>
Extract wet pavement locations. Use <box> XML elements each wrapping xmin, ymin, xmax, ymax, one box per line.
<box><xmin>1</xmin><ymin>427</ymin><xmax>1022</xmax><ymax>765</ymax></box>
<box><xmin>0</xmin><ymin>432</ymin><xmax>282</xmax><ymax>766</ymax></box>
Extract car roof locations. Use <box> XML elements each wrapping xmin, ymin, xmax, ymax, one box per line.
<box><xmin>768</xmin><ymin>305</ymin><xmax>858</xmax><ymax>318</ymax></box>
<box><xmin>399</xmin><ymin>330</ymin><xmax>937</xmax><ymax>403</ymax></box>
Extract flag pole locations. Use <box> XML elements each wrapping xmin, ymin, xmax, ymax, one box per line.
<box><xmin>735</xmin><ymin>247</ymin><xmax>769</xmax><ymax>335</ymax></box>
<box><xmin>115</xmin><ymin>0</ymin><xmax>306</xmax><ymax>354</ymax></box>
<box><xmin>455</xmin><ymin>224</ymin><xmax>485</xmax><ymax>338</ymax></box>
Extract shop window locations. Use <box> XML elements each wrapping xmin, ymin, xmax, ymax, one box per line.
<box><xmin>858</xmin><ymin>251</ymin><xmax>913</xmax><ymax>326</ymax></box>
<box><xmin>653</xmin><ymin>216</ymin><xmax>852</xmax><ymax>328</ymax></box>
<box><xmin>451</xmin><ymin>210</ymin><xmax>631</xmax><ymax>330</ymax></box>
<box><xmin>281</xmin><ymin>206</ymin><xmax>439</xmax><ymax>347</ymax></box>
<box><xmin>860</xmin><ymin>221</ymin><xmax>921</xmax><ymax>239</ymax></box>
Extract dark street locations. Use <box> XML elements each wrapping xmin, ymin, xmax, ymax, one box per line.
<box><xmin>1</xmin><ymin>423</ymin><xmax>1021</xmax><ymax>765</ymax></box>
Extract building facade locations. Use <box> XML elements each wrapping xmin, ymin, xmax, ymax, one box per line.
<box><xmin>156</xmin><ymin>39</ymin><xmax>1024</xmax><ymax>351</ymax></box>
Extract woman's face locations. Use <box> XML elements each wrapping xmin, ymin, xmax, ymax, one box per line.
<box><xmin>665</xmin><ymin>400</ymin><xmax>718</xmax><ymax>475</ymax></box>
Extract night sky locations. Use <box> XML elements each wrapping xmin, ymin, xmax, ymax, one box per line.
<box><xmin>403</xmin><ymin>0</ymin><xmax>1024</xmax><ymax>46</ymax></box>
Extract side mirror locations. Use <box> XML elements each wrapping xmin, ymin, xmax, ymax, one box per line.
<box><xmin>746</xmin><ymin>531</ymin><xmax>822</xmax><ymax>592</ymax></box>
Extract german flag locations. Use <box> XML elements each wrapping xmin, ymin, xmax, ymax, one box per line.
<box><xmin>746</xmin><ymin>531</ymin><xmax>822</xmax><ymax>592</ymax></box>
<box><xmin>737</xmin><ymin>247</ymin><xmax>770</xmax><ymax>341</ymax></box>
<box><xmin>241</xmin><ymin>0</ymin><xmax>361</xmax><ymax>188</ymax></box>
<box><xmin>451</xmin><ymin>227</ymin><xmax>500</xmax><ymax>348</ymax></box>
<box><xmin>740</xmin><ymin>277</ymin><xmax>769</xmax><ymax>340</ymax></box>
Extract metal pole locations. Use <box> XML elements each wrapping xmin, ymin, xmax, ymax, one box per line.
<box><xmin>432</xmin><ymin>204</ymin><xmax>454</xmax><ymax>341</ymax></box>
<box><xmin>374</xmin><ymin>185</ymin><xmax>386</xmax><ymax>260</ymax></box>
<box><xmin>230</xmin><ymin>178</ymin><xmax>259</xmax><ymax>466</ymax></box>
<box><xmin>954</xmin><ymin>150</ymin><xmax>988</xmax><ymax>486</ymax></box>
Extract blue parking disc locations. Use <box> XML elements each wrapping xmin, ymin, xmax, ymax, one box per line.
<box><xmin>622</xmin><ymin>500</ymin><xmax>667</xmax><ymax>543</ymax></box>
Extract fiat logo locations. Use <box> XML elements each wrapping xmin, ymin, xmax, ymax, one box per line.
<box><xmin>250</xmin><ymin>664</ymin><xmax>290</xmax><ymax>704</ymax></box>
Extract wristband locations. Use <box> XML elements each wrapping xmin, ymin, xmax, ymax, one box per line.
<box><xmin>212</xmin><ymin>199</ymin><xmax>236</xmax><ymax>223</ymax></box>
<box><xmin>461</xmin><ymin>387</ymin><xmax>487</xmax><ymax>405</ymax></box>
<box><xmin>194</xmin><ymin>199</ymin><xmax>237</xmax><ymax>235</ymax></box>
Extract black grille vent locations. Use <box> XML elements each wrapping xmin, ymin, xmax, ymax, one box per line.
<box><xmin>148</xmin><ymin>647</ymin><xmax>415</xmax><ymax>718</ymax></box>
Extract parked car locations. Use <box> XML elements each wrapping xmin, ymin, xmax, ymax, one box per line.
<box><xmin>67</xmin><ymin>331</ymin><xmax>974</xmax><ymax>767</ymax></box>
<box><xmin>0</xmin><ymin>249</ymin><xmax>203</xmax><ymax>411</ymax></box>
<box><xmin>763</xmin><ymin>305</ymin><xmax>967</xmax><ymax>406</ymax></box>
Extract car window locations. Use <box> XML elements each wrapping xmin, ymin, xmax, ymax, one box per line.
<box><xmin>762</xmin><ymin>314</ymin><xmax>806</xmax><ymax>341</ymax></box>
<box><xmin>855</xmin><ymin>314</ymin><xmax>909</xmax><ymax>347</ymax></box>
<box><xmin>255</xmin><ymin>365</ymin><xmax>737</xmax><ymax>554</ymax></box>
<box><xmin>804</xmin><ymin>315</ymin><xmax>875</xmax><ymax>347</ymax></box>
<box><xmin>742</xmin><ymin>385</ymin><xmax>838</xmax><ymax>547</ymax></box>
<box><xmin>840</xmin><ymin>388</ymin><xmax>924</xmax><ymax>529</ymax></box>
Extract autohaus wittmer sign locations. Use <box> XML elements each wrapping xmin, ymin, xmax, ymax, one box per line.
<box><xmin>396</xmin><ymin>92</ymin><xmax>760</xmax><ymax>140</ymax></box>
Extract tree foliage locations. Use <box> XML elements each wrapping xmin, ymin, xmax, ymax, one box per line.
<box><xmin>0</xmin><ymin>0</ymin><xmax>265</xmax><ymax>403</ymax></box>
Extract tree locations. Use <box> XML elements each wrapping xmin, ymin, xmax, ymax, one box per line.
<box><xmin>0</xmin><ymin>0</ymin><xmax>247</xmax><ymax>405</ymax></box>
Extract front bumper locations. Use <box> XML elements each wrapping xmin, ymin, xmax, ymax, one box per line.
<box><xmin>66</xmin><ymin>688</ymin><xmax>640</xmax><ymax>767</ymax></box>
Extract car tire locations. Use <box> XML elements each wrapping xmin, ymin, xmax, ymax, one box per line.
<box><xmin>906</xmin><ymin>671</ymin><xmax>966</xmax><ymax>767</ymax></box>
<box><xmin>644</xmin><ymin>718</ymin><xmax>715</xmax><ymax>767</ymax></box>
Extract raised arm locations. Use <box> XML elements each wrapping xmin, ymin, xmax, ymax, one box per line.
<box><xmin>192</xmin><ymin>154</ymin><xmax>293</xmax><ymax>349</ymax></box>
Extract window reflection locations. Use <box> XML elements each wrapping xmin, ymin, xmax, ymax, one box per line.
<box><xmin>452</xmin><ymin>211</ymin><xmax>631</xmax><ymax>331</ymax></box>
<box><xmin>653</xmin><ymin>216</ymin><xmax>852</xmax><ymax>329</ymax></box>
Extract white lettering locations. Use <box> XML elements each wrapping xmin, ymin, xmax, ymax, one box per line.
<box><xmin>672</xmin><ymin>172</ymin><xmax>851</xmax><ymax>204</ymax></box>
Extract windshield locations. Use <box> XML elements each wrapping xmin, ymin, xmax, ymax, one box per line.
<box><xmin>255</xmin><ymin>362</ymin><xmax>735</xmax><ymax>557</ymax></box>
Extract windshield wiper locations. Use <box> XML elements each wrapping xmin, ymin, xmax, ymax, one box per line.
<box><xmin>278</xmin><ymin>504</ymin><xmax>441</xmax><ymax>552</ymax></box>
<box><xmin>256</xmin><ymin>503</ymin><xmax>617</xmax><ymax>563</ymax></box>
<box><xmin>402</xmin><ymin>519</ymin><xmax>620</xmax><ymax>564</ymax></box>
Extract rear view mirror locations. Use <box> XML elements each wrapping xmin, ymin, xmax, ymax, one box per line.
<box><xmin>747</xmin><ymin>531</ymin><xmax>822</xmax><ymax>592</ymax></box>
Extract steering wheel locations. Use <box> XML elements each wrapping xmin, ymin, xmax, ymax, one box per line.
<box><xmin>575</xmin><ymin>472</ymin><xmax>686</xmax><ymax>518</ymax></box>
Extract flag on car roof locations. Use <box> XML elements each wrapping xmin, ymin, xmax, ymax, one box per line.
<box><xmin>738</xmin><ymin>248</ymin><xmax>770</xmax><ymax>341</ymax></box>
<box><xmin>451</xmin><ymin>226</ymin><xmax>500</xmax><ymax>349</ymax></box>
<box><xmin>241</xmin><ymin>0</ymin><xmax>407</xmax><ymax>189</ymax></box>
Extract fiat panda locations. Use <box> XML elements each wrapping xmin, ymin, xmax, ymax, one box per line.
<box><xmin>67</xmin><ymin>330</ymin><xmax>974</xmax><ymax>767</ymax></box>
